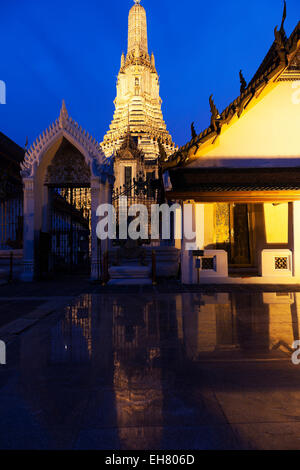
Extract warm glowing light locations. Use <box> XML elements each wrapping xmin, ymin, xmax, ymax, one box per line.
<box><xmin>264</xmin><ymin>203</ymin><xmax>288</xmax><ymax>244</ymax></box>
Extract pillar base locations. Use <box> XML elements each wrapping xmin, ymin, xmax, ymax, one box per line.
<box><xmin>90</xmin><ymin>260</ymin><xmax>101</xmax><ymax>281</ymax></box>
<box><xmin>20</xmin><ymin>261</ymin><xmax>34</xmax><ymax>282</ymax></box>
<box><xmin>20</xmin><ymin>272</ymin><xmax>34</xmax><ymax>282</ymax></box>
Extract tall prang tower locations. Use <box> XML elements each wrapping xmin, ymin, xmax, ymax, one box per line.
<box><xmin>101</xmin><ymin>0</ymin><xmax>176</xmax><ymax>189</ymax></box>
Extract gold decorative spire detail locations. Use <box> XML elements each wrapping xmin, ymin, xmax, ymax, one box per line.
<box><xmin>101</xmin><ymin>0</ymin><xmax>175</xmax><ymax>162</ymax></box>
<box><xmin>128</xmin><ymin>0</ymin><xmax>148</xmax><ymax>55</ymax></box>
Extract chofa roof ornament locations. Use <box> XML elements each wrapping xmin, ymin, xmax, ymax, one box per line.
<box><xmin>239</xmin><ymin>70</ymin><xmax>247</xmax><ymax>94</ymax></box>
<box><xmin>209</xmin><ymin>95</ymin><xmax>221</xmax><ymax>134</ymax></box>
<box><xmin>274</xmin><ymin>0</ymin><xmax>288</xmax><ymax>63</ymax></box>
<box><xmin>59</xmin><ymin>99</ymin><xmax>68</xmax><ymax>129</ymax></box>
<box><xmin>280</xmin><ymin>0</ymin><xmax>287</xmax><ymax>34</ymax></box>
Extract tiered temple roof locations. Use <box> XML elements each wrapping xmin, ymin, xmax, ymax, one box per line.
<box><xmin>162</xmin><ymin>2</ymin><xmax>300</xmax><ymax>170</ymax></box>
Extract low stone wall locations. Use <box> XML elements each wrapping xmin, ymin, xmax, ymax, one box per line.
<box><xmin>108</xmin><ymin>246</ymin><xmax>180</xmax><ymax>278</ymax></box>
<box><xmin>145</xmin><ymin>246</ymin><xmax>180</xmax><ymax>277</ymax></box>
<box><xmin>261</xmin><ymin>249</ymin><xmax>293</xmax><ymax>277</ymax></box>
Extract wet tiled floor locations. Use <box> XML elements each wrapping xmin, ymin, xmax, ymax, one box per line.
<box><xmin>1</xmin><ymin>290</ymin><xmax>300</xmax><ymax>449</ymax></box>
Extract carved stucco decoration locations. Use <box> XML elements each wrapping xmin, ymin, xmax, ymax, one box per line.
<box><xmin>118</xmin><ymin>148</ymin><xmax>136</xmax><ymax>161</ymax></box>
<box><xmin>289</xmin><ymin>49</ymin><xmax>300</xmax><ymax>70</ymax></box>
<box><xmin>45</xmin><ymin>139</ymin><xmax>91</xmax><ymax>186</ymax></box>
<box><xmin>116</xmin><ymin>131</ymin><xmax>145</xmax><ymax>163</ymax></box>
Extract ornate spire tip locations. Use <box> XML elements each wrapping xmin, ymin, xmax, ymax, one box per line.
<box><xmin>59</xmin><ymin>99</ymin><xmax>68</xmax><ymax>128</ymax></box>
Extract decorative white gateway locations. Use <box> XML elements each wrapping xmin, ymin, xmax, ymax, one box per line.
<box><xmin>101</xmin><ymin>0</ymin><xmax>176</xmax><ymax>173</ymax></box>
<box><xmin>20</xmin><ymin>101</ymin><xmax>114</xmax><ymax>282</ymax></box>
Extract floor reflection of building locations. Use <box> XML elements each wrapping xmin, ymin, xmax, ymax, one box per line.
<box><xmin>50</xmin><ymin>295</ymin><xmax>93</xmax><ymax>363</ymax></box>
<box><xmin>264</xmin><ymin>292</ymin><xmax>300</xmax><ymax>355</ymax></box>
<box><xmin>112</xmin><ymin>298</ymin><xmax>163</xmax><ymax>450</ymax></box>
<box><xmin>180</xmin><ymin>292</ymin><xmax>300</xmax><ymax>360</ymax></box>
<box><xmin>180</xmin><ymin>294</ymin><xmax>226</xmax><ymax>359</ymax></box>
<box><xmin>13</xmin><ymin>291</ymin><xmax>300</xmax><ymax>449</ymax></box>
<box><xmin>112</xmin><ymin>296</ymin><xmax>179</xmax><ymax>450</ymax></box>
<box><xmin>233</xmin><ymin>293</ymin><xmax>270</xmax><ymax>353</ymax></box>
<box><xmin>17</xmin><ymin>294</ymin><xmax>105</xmax><ymax>448</ymax></box>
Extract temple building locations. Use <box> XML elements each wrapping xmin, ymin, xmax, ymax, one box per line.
<box><xmin>101</xmin><ymin>0</ymin><xmax>175</xmax><ymax>190</ymax></box>
<box><xmin>0</xmin><ymin>0</ymin><xmax>178</xmax><ymax>284</ymax></box>
<box><xmin>2</xmin><ymin>1</ymin><xmax>300</xmax><ymax>287</ymax></box>
<box><xmin>162</xmin><ymin>4</ymin><xmax>300</xmax><ymax>284</ymax></box>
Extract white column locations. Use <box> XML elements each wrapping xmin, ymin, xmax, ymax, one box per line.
<box><xmin>293</xmin><ymin>201</ymin><xmax>300</xmax><ymax>278</ymax></box>
<box><xmin>103</xmin><ymin>179</ymin><xmax>113</xmax><ymax>254</ymax></box>
<box><xmin>195</xmin><ymin>203</ymin><xmax>205</xmax><ymax>250</ymax></box>
<box><xmin>174</xmin><ymin>203</ymin><xmax>182</xmax><ymax>250</ymax></box>
<box><xmin>90</xmin><ymin>177</ymin><xmax>113</xmax><ymax>280</ymax></box>
<box><xmin>21</xmin><ymin>177</ymin><xmax>35</xmax><ymax>282</ymax></box>
<box><xmin>90</xmin><ymin>177</ymin><xmax>101</xmax><ymax>281</ymax></box>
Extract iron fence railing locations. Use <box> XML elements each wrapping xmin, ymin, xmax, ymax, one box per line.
<box><xmin>0</xmin><ymin>194</ymin><xmax>23</xmax><ymax>249</ymax></box>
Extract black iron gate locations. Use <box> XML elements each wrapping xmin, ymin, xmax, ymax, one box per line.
<box><xmin>49</xmin><ymin>186</ymin><xmax>91</xmax><ymax>273</ymax></box>
<box><xmin>112</xmin><ymin>173</ymin><xmax>161</xmax><ymax>244</ymax></box>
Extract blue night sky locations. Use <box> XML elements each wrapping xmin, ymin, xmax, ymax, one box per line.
<box><xmin>0</xmin><ymin>0</ymin><xmax>298</xmax><ymax>149</ymax></box>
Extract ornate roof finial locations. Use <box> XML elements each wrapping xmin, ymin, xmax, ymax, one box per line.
<box><xmin>239</xmin><ymin>70</ymin><xmax>247</xmax><ymax>93</ymax></box>
<box><xmin>280</xmin><ymin>0</ymin><xmax>287</xmax><ymax>33</ymax></box>
<box><xmin>274</xmin><ymin>0</ymin><xmax>287</xmax><ymax>54</ymax></box>
<box><xmin>151</xmin><ymin>52</ymin><xmax>155</xmax><ymax>68</ymax></box>
<box><xmin>191</xmin><ymin>122</ymin><xmax>197</xmax><ymax>139</ymax></box>
<box><xmin>121</xmin><ymin>52</ymin><xmax>125</xmax><ymax>68</ymax></box>
<box><xmin>209</xmin><ymin>95</ymin><xmax>221</xmax><ymax>133</ymax></box>
<box><xmin>134</xmin><ymin>0</ymin><xmax>141</xmax><ymax>4</ymax></box>
<box><xmin>59</xmin><ymin>99</ymin><xmax>68</xmax><ymax>129</ymax></box>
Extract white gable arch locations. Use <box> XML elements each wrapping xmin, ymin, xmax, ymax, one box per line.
<box><xmin>21</xmin><ymin>101</ymin><xmax>115</xmax><ymax>282</ymax></box>
<box><xmin>21</xmin><ymin>100</ymin><xmax>114</xmax><ymax>182</ymax></box>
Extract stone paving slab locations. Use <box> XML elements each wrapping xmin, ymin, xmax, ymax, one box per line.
<box><xmin>73</xmin><ymin>424</ymin><xmax>241</xmax><ymax>450</ymax></box>
<box><xmin>0</xmin><ymin>300</ymin><xmax>45</xmax><ymax>329</ymax></box>
<box><xmin>108</xmin><ymin>279</ymin><xmax>153</xmax><ymax>286</ymax></box>
<box><xmin>23</xmin><ymin>298</ymin><xmax>73</xmax><ymax>319</ymax></box>
<box><xmin>231</xmin><ymin>422</ymin><xmax>300</xmax><ymax>450</ymax></box>
<box><xmin>0</xmin><ymin>318</ymin><xmax>39</xmax><ymax>336</ymax></box>
<box><xmin>0</xmin><ymin>297</ymin><xmax>73</xmax><ymax>343</ymax></box>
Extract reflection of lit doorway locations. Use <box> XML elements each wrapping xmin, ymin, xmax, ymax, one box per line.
<box><xmin>216</xmin><ymin>203</ymin><xmax>253</xmax><ymax>268</ymax></box>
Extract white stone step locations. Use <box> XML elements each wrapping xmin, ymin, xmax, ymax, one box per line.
<box><xmin>108</xmin><ymin>279</ymin><xmax>153</xmax><ymax>286</ymax></box>
<box><xmin>109</xmin><ymin>264</ymin><xmax>151</xmax><ymax>280</ymax></box>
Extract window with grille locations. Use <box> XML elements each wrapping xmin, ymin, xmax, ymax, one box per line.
<box><xmin>124</xmin><ymin>166</ymin><xmax>132</xmax><ymax>188</ymax></box>
<box><xmin>201</xmin><ymin>257</ymin><xmax>215</xmax><ymax>270</ymax></box>
<box><xmin>274</xmin><ymin>257</ymin><xmax>288</xmax><ymax>270</ymax></box>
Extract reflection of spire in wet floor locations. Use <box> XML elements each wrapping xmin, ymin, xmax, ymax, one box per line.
<box><xmin>2</xmin><ymin>290</ymin><xmax>300</xmax><ymax>449</ymax></box>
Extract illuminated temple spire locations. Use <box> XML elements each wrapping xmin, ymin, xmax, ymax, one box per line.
<box><xmin>101</xmin><ymin>0</ymin><xmax>175</xmax><ymax>181</ymax></box>
<box><xmin>128</xmin><ymin>0</ymin><xmax>148</xmax><ymax>56</ymax></box>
